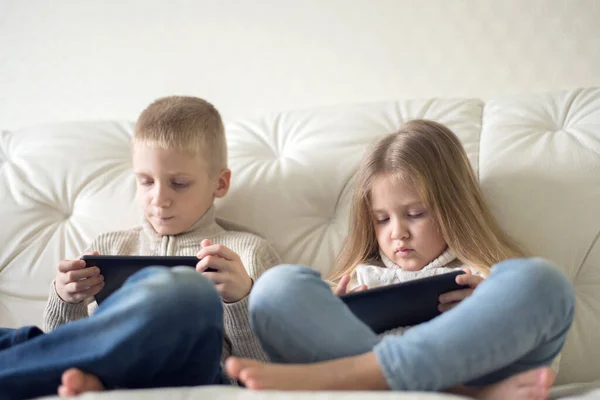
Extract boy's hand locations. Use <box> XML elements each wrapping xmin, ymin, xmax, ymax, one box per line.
<box><xmin>333</xmin><ymin>274</ymin><xmax>368</xmax><ymax>296</ymax></box>
<box><xmin>196</xmin><ymin>239</ymin><xmax>253</xmax><ymax>303</ymax></box>
<box><xmin>55</xmin><ymin>251</ymin><xmax>105</xmax><ymax>304</ymax></box>
<box><xmin>438</xmin><ymin>269</ymin><xmax>484</xmax><ymax>312</ymax></box>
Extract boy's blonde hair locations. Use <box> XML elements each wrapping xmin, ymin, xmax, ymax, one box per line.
<box><xmin>134</xmin><ymin>96</ymin><xmax>227</xmax><ymax>174</ymax></box>
<box><xmin>328</xmin><ymin>119</ymin><xmax>524</xmax><ymax>282</ymax></box>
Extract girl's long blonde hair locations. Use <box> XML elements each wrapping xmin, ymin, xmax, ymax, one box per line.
<box><xmin>328</xmin><ymin>119</ymin><xmax>524</xmax><ymax>282</ymax></box>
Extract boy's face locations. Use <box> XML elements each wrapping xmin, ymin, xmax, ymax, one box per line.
<box><xmin>132</xmin><ymin>143</ymin><xmax>230</xmax><ymax>235</ymax></box>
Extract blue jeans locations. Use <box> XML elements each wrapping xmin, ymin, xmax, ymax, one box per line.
<box><xmin>0</xmin><ymin>267</ymin><xmax>224</xmax><ymax>400</ymax></box>
<box><xmin>249</xmin><ymin>258</ymin><xmax>575</xmax><ymax>392</ymax></box>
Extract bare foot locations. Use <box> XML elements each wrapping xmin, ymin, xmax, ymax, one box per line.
<box><xmin>227</xmin><ymin>356</ymin><xmax>555</xmax><ymax>399</ymax></box>
<box><xmin>226</xmin><ymin>357</ymin><xmax>338</xmax><ymax>390</ymax></box>
<box><xmin>470</xmin><ymin>367</ymin><xmax>555</xmax><ymax>400</ymax></box>
<box><xmin>226</xmin><ymin>353</ymin><xmax>387</xmax><ymax>391</ymax></box>
<box><xmin>58</xmin><ymin>368</ymin><xmax>105</xmax><ymax>397</ymax></box>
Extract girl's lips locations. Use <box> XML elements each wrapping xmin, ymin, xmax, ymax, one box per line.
<box><xmin>396</xmin><ymin>248</ymin><xmax>414</xmax><ymax>256</ymax></box>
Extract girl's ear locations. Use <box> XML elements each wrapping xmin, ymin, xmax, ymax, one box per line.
<box><xmin>214</xmin><ymin>169</ymin><xmax>231</xmax><ymax>198</ymax></box>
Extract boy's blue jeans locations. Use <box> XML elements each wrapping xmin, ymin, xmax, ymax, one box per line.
<box><xmin>249</xmin><ymin>258</ymin><xmax>575</xmax><ymax>391</ymax></box>
<box><xmin>0</xmin><ymin>267</ymin><xmax>224</xmax><ymax>399</ymax></box>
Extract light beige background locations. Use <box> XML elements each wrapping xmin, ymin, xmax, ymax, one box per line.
<box><xmin>1</xmin><ymin>0</ymin><xmax>598</xmax><ymax>129</ymax></box>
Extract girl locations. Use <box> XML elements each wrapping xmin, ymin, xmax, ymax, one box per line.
<box><xmin>225</xmin><ymin>120</ymin><xmax>575</xmax><ymax>400</ymax></box>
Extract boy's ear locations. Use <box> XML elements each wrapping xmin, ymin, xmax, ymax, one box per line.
<box><xmin>214</xmin><ymin>168</ymin><xmax>231</xmax><ymax>198</ymax></box>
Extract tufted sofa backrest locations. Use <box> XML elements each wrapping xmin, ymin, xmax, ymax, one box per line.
<box><xmin>1</xmin><ymin>88</ymin><xmax>598</xmax><ymax>385</ymax></box>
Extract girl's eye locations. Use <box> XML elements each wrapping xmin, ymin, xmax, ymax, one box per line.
<box><xmin>375</xmin><ymin>217</ymin><xmax>389</xmax><ymax>224</ymax></box>
<box><xmin>407</xmin><ymin>212</ymin><xmax>424</xmax><ymax>219</ymax></box>
<box><xmin>140</xmin><ymin>180</ymin><xmax>153</xmax><ymax>186</ymax></box>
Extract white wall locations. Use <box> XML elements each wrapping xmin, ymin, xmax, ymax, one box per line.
<box><xmin>1</xmin><ymin>0</ymin><xmax>599</xmax><ymax>130</ymax></box>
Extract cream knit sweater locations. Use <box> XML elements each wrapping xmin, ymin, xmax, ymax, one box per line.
<box><xmin>351</xmin><ymin>248</ymin><xmax>475</xmax><ymax>290</ymax></box>
<box><xmin>43</xmin><ymin>206</ymin><xmax>281</xmax><ymax>373</ymax></box>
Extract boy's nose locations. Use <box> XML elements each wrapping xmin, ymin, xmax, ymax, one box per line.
<box><xmin>153</xmin><ymin>197</ymin><xmax>171</xmax><ymax>207</ymax></box>
<box><xmin>152</xmin><ymin>187</ymin><xmax>172</xmax><ymax>207</ymax></box>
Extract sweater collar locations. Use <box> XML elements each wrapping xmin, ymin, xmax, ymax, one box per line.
<box><xmin>379</xmin><ymin>247</ymin><xmax>457</xmax><ymax>271</ymax></box>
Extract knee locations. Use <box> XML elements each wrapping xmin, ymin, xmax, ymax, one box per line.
<box><xmin>167</xmin><ymin>266</ymin><xmax>222</xmax><ymax>312</ymax></box>
<box><xmin>494</xmin><ymin>258</ymin><xmax>575</xmax><ymax>316</ymax></box>
<box><xmin>249</xmin><ymin>264</ymin><xmax>320</xmax><ymax>317</ymax></box>
<box><xmin>128</xmin><ymin>267</ymin><xmax>222</xmax><ymax>327</ymax></box>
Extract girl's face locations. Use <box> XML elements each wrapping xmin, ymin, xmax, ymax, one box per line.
<box><xmin>370</xmin><ymin>176</ymin><xmax>447</xmax><ymax>271</ymax></box>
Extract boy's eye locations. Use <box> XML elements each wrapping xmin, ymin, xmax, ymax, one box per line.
<box><xmin>172</xmin><ymin>182</ymin><xmax>189</xmax><ymax>189</ymax></box>
<box><xmin>140</xmin><ymin>180</ymin><xmax>153</xmax><ymax>186</ymax></box>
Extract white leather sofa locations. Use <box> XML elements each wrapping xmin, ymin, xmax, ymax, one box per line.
<box><xmin>1</xmin><ymin>87</ymin><xmax>599</xmax><ymax>399</ymax></box>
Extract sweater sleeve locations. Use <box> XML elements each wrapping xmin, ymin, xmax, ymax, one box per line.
<box><xmin>222</xmin><ymin>239</ymin><xmax>281</xmax><ymax>362</ymax></box>
<box><xmin>42</xmin><ymin>239</ymin><xmax>103</xmax><ymax>332</ymax></box>
<box><xmin>42</xmin><ymin>281</ymin><xmax>97</xmax><ymax>332</ymax></box>
<box><xmin>221</xmin><ymin>296</ymin><xmax>269</xmax><ymax>361</ymax></box>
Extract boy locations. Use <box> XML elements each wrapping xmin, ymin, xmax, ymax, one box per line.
<box><xmin>0</xmin><ymin>96</ymin><xmax>280</xmax><ymax>399</ymax></box>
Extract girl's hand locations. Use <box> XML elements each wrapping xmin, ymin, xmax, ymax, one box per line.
<box><xmin>333</xmin><ymin>274</ymin><xmax>368</xmax><ymax>296</ymax></box>
<box><xmin>438</xmin><ymin>269</ymin><xmax>484</xmax><ymax>312</ymax></box>
<box><xmin>196</xmin><ymin>239</ymin><xmax>253</xmax><ymax>303</ymax></box>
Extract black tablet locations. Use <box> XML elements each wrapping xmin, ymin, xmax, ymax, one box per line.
<box><xmin>340</xmin><ymin>270</ymin><xmax>467</xmax><ymax>334</ymax></box>
<box><xmin>81</xmin><ymin>255</ymin><xmax>204</xmax><ymax>304</ymax></box>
